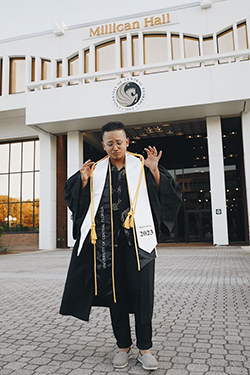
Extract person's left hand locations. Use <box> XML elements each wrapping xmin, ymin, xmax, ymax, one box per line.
<box><xmin>144</xmin><ymin>146</ymin><xmax>162</xmax><ymax>172</ymax></box>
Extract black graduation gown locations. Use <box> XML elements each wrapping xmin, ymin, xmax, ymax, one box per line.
<box><xmin>59</xmin><ymin>165</ymin><xmax>182</xmax><ymax>323</ymax></box>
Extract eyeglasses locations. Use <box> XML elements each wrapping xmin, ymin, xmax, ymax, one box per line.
<box><xmin>104</xmin><ymin>140</ymin><xmax>126</xmax><ymax>148</ymax></box>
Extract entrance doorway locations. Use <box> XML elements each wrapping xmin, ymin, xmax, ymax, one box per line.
<box><xmin>186</xmin><ymin>210</ymin><xmax>212</xmax><ymax>242</ymax></box>
<box><xmin>83</xmin><ymin>117</ymin><xmax>247</xmax><ymax>244</ymax></box>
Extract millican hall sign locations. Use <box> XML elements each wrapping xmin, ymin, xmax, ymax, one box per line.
<box><xmin>88</xmin><ymin>13</ymin><xmax>172</xmax><ymax>38</ymax></box>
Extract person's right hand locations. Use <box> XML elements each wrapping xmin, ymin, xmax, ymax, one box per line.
<box><xmin>80</xmin><ymin>159</ymin><xmax>95</xmax><ymax>188</ymax></box>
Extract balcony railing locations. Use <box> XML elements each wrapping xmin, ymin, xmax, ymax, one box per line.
<box><xmin>26</xmin><ymin>49</ymin><xmax>250</xmax><ymax>92</ymax></box>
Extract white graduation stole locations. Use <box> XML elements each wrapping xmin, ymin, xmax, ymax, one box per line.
<box><xmin>76</xmin><ymin>152</ymin><xmax>157</xmax><ymax>256</ymax></box>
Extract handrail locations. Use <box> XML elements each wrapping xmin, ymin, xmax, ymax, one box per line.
<box><xmin>26</xmin><ymin>49</ymin><xmax>250</xmax><ymax>91</ymax></box>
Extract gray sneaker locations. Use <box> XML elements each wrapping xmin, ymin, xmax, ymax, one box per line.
<box><xmin>112</xmin><ymin>350</ymin><xmax>132</xmax><ymax>368</ymax></box>
<box><xmin>137</xmin><ymin>352</ymin><xmax>158</xmax><ymax>370</ymax></box>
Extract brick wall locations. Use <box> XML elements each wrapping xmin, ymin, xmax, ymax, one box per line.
<box><xmin>57</xmin><ymin>135</ymin><xmax>68</xmax><ymax>248</ymax></box>
<box><xmin>1</xmin><ymin>233</ymin><xmax>39</xmax><ymax>249</ymax></box>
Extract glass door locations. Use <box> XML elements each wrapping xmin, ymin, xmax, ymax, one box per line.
<box><xmin>186</xmin><ymin>210</ymin><xmax>212</xmax><ymax>242</ymax></box>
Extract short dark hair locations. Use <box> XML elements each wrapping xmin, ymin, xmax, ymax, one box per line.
<box><xmin>101</xmin><ymin>121</ymin><xmax>127</xmax><ymax>140</ymax></box>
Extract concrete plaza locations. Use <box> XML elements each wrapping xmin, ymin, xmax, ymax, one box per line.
<box><xmin>0</xmin><ymin>246</ymin><xmax>250</xmax><ymax>375</ymax></box>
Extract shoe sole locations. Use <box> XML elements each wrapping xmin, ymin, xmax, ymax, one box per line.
<box><xmin>113</xmin><ymin>362</ymin><xmax>128</xmax><ymax>369</ymax></box>
<box><xmin>137</xmin><ymin>356</ymin><xmax>158</xmax><ymax>370</ymax></box>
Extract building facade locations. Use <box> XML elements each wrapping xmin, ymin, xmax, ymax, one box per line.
<box><xmin>0</xmin><ymin>0</ymin><xmax>250</xmax><ymax>249</ymax></box>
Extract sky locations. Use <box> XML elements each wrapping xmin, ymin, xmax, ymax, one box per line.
<box><xmin>0</xmin><ymin>0</ymin><xmax>196</xmax><ymax>40</ymax></box>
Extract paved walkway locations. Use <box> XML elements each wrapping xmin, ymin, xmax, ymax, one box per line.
<box><xmin>0</xmin><ymin>246</ymin><xmax>250</xmax><ymax>375</ymax></box>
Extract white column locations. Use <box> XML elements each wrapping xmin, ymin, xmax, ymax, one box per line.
<box><xmin>233</xmin><ymin>23</ymin><xmax>239</xmax><ymax>51</ymax></box>
<box><xmin>241</xmin><ymin>111</ymin><xmax>250</xmax><ymax>242</ymax></box>
<box><xmin>25</xmin><ymin>56</ymin><xmax>31</xmax><ymax>93</ymax></box>
<box><xmin>213</xmin><ymin>32</ymin><xmax>218</xmax><ymax>65</ymax></box>
<box><xmin>167</xmin><ymin>31</ymin><xmax>172</xmax><ymax>62</ymax></box>
<box><xmin>62</xmin><ymin>57</ymin><xmax>67</xmax><ymax>87</ymax></box>
<box><xmin>206</xmin><ymin>116</ymin><xmax>229</xmax><ymax>245</ymax></box>
<box><xmin>126</xmin><ymin>33</ymin><xmax>132</xmax><ymax>70</ymax></box>
<box><xmin>115</xmin><ymin>35</ymin><xmax>121</xmax><ymax>79</ymax></box>
<box><xmin>180</xmin><ymin>32</ymin><xmax>184</xmax><ymax>59</ymax></box>
<box><xmin>89</xmin><ymin>45</ymin><xmax>95</xmax><ymax>82</ymax></box>
<box><xmin>67</xmin><ymin>131</ymin><xmax>84</xmax><ymax>247</ymax></box>
<box><xmin>138</xmin><ymin>31</ymin><xmax>143</xmax><ymax>75</ymax></box>
<box><xmin>35</xmin><ymin>56</ymin><xmax>41</xmax><ymax>90</ymax></box>
<box><xmin>39</xmin><ymin>133</ymin><xmax>57</xmax><ymax>249</ymax></box>
<box><xmin>78</xmin><ymin>49</ymin><xmax>84</xmax><ymax>83</ymax></box>
<box><xmin>50</xmin><ymin>58</ymin><xmax>55</xmax><ymax>88</ymax></box>
<box><xmin>2</xmin><ymin>56</ymin><xmax>9</xmax><ymax>96</ymax></box>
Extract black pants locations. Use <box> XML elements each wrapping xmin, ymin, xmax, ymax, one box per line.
<box><xmin>109</xmin><ymin>232</ymin><xmax>154</xmax><ymax>350</ymax></box>
<box><xmin>110</xmin><ymin>301</ymin><xmax>152</xmax><ymax>350</ymax></box>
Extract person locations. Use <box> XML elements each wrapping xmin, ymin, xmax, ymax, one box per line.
<box><xmin>60</xmin><ymin>121</ymin><xmax>182</xmax><ymax>370</ymax></box>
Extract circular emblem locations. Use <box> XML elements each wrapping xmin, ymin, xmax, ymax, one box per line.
<box><xmin>111</xmin><ymin>77</ymin><xmax>146</xmax><ymax>112</ymax></box>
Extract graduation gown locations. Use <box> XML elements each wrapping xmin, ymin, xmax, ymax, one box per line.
<box><xmin>60</xmin><ymin>163</ymin><xmax>182</xmax><ymax>323</ymax></box>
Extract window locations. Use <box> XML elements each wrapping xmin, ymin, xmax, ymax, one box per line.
<box><xmin>237</xmin><ymin>22</ymin><xmax>248</xmax><ymax>50</ymax></box>
<box><xmin>31</xmin><ymin>57</ymin><xmax>35</xmax><ymax>82</ymax></box>
<box><xmin>121</xmin><ymin>37</ymin><xmax>127</xmax><ymax>68</ymax></box>
<box><xmin>0</xmin><ymin>140</ymin><xmax>40</xmax><ymax>233</ymax></box>
<box><xmin>171</xmin><ymin>34</ymin><xmax>181</xmax><ymax>70</ymax></box>
<box><xmin>171</xmin><ymin>34</ymin><xmax>181</xmax><ymax>60</ymax></box>
<box><xmin>68</xmin><ymin>55</ymin><xmax>79</xmax><ymax>85</ymax></box>
<box><xmin>84</xmin><ymin>50</ymin><xmax>89</xmax><ymax>73</ymax></box>
<box><xmin>84</xmin><ymin>49</ymin><xmax>90</xmax><ymax>83</ymax></box>
<box><xmin>203</xmin><ymin>36</ymin><xmax>215</xmax><ymax>66</ymax></box>
<box><xmin>184</xmin><ymin>35</ymin><xmax>200</xmax><ymax>68</ymax></box>
<box><xmin>95</xmin><ymin>40</ymin><xmax>116</xmax><ymax>81</ymax></box>
<box><xmin>56</xmin><ymin>60</ymin><xmax>62</xmax><ymax>87</ymax></box>
<box><xmin>217</xmin><ymin>28</ymin><xmax>235</xmax><ymax>63</ymax></box>
<box><xmin>237</xmin><ymin>22</ymin><xmax>248</xmax><ymax>61</ymax></box>
<box><xmin>144</xmin><ymin>33</ymin><xmax>168</xmax><ymax>74</ymax></box>
<box><xmin>222</xmin><ymin>118</ymin><xmax>246</xmax><ymax>242</ymax></box>
<box><xmin>9</xmin><ymin>57</ymin><xmax>25</xmax><ymax>94</ymax></box>
<box><xmin>41</xmin><ymin>59</ymin><xmax>51</xmax><ymax>89</ymax></box>
<box><xmin>30</xmin><ymin>57</ymin><xmax>35</xmax><ymax>91</ymax></box>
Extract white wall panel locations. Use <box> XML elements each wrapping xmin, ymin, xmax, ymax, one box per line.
<box><xmin>39</xmin><ymin>133</ymin><xmax>57</xmax><ymax>249</ymax></box>
<box><xmin>206</xmin><ymin>116</ymin><xmax>229</xmax><ymax>245</ymax></box>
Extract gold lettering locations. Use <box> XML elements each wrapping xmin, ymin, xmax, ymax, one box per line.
<box><xmin>144</xmin><ymin>16</ymin><xmax>154</xmax><ymax>27</ymax></box>
<box><xmin>154</xmin><ymin>17</ymin><xmax>162</xmax><ymax>26</ymax></box>
<box><xmin>117</xmin><ymin>24</ymin><xmax>124</xmax><ymax>32</ymax></box>
<box><xmin>132</xmin><ymin>21</ymin><xmax>140</xmax><ymax>30</ymax></box>
<box><xmin>124</xmin><ymin>22</ymin><xmax>131</xmax><ymax>31</ymax></box>
<box><xmin>90</xmin><ymin>27</ymin><xmax>100</xmax><ymax>37</ymax></box>
<box><xmin>90</xmin><ymin>14</ymin><xmax>170</xmax><ymax>38</ymax></box>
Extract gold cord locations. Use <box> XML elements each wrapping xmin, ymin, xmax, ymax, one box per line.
<box><xmin>123</xmin><ymin>152</ymin><xmax>145</xmax><ymax>230</ymax></box>
<box><xmin>124</xmin><ymin>152</ymin><xmax>145</xmax><ymax>271</ymax></box>
<box><xmin>90</xmin><ymin>163</ymin><xmax>98</xmax><ymax>296</ymax></box>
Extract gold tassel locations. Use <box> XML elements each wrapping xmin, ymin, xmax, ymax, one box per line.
<box><xmin>129</xmin><ymin>213</ymin><xmax>134</xmax><ymax>227</ymax></box>
<box><xmin>123</xmin><ymin>210</ymin><xmax>135</xmax><ymax>229</ymax></box>
<box><xmin>123</xmin><ymin>213</ymin><xmax>131</xmax><ymax>229</ymax></box>
<box><xmin>90</xmin><ymin>223</ymin><xmax>97</xmax><ymax>244</ymax></box>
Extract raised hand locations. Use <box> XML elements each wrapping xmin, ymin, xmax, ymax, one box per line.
<box><xmin>144</xmin><ymin>146</ymin><xmax>162</xmax><ymax>186</ymax></box>
<box><xmin>80</xmin><ymin>159</ymin><xmax>95</xmax><ymax>188</ymax></box>
<box><xmin>144</xmin><ymin>146</ymin><xmax>162</xmax><ymax>171</ymax></box>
